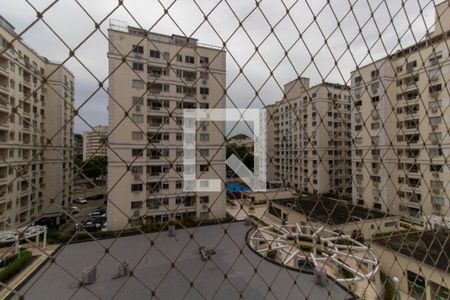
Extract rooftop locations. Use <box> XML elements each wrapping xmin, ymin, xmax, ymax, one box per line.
<box><xmin>273</xmin><ymin>196</ymin><xmax>390</xmax><ymax>226</ymax></box>
<box><xmin>16</xmin><ymin>222</ymin><xmax>353</xmax><ymax>299</ymax></box>
<box><xmin>109</xmin><ymin>19</ymin><xmax>222</xmax><ymax>51</ymax></box>
<box><xmin>374</xmin><ymin>230</ymin><xmax>450</xmax><ymax>273</ymax></box>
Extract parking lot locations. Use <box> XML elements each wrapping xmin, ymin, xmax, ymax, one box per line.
<box><xmin>60</xmin><ymin>198</ymin><xmax>106</xmax><ymax>234</ymax></box>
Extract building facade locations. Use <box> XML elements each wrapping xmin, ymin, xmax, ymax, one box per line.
<box><xmin>350</xmin><ymin>0</ymin><xmax>450</xmax><ymax>222</ymax></box>
<box><xmin>107</xmin><ymin>24</ymin><xmax>227</xmax><ymax>230</ymax></box>
<box><xmin>0</xmin><ymin>16</ymin><xmax>74</xmax><ymax>229</ymax></box>
<box><xmin>267</xmin><ymin>78</ymin><xmax>352</xmax><ymax>195</ymax></box>
<box><xmin>82</xmin><ymin>125</ymin><xmax>108</xmax><ymax>161</ymax></box>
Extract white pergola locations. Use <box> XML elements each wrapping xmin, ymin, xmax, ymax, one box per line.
<box><xmin>248</xmin><ymin>223</ymin><xmax>379</xmax><ymax>283</ymax></box>
<box><xmin>0</xmin><ymin>225</ymin><xmax>47</xmax><ymax>254</ymax></box>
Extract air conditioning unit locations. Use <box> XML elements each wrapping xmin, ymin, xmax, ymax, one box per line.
<box><xmin>133</xmin><ymin>173</ymin><xmax>140</xmax><ymax>180</ymax></box>
<box><xmin>371</xmin><ymin>88</ymin><xmax>378</xmax><ymax>94</ymax></box>
<box><xmin>202</xmin><ymin>79</ymin><xmax>207</xmax><ymax>84</ymax></box>
<box><xmin>202</xmin><ymin>204</ymin><xmax>208</xmax><ymax>209</ymax></box>
<box><xmin>432</xmin><ymin>172</ymin><xmax>439</xmax><ymax>178</ymax></box>
<box><xmin>431</xmin><ymin>108</ymin><xmax>438</xmax><ymax>113</ymax></box>
<box><xmin>82</xmin><ymin>266</ymin><xmax>97</xmax><ymax>285</ymax></box>
<box><xmin>202</xmin><ymin>95</ymin><xmax>207</xmax><ymax>99</ymax></box>
<box><xmin>431</xmin><ymin>125</ymin><xmax>438</xmax><ymax>130</ymax></box>
<box><xmin>202</xmin><ymin>125</ymin><xmax>207</xmax><ymax>131</ymax></box>
<box><xmin>133</xmin><ymin>209</ymin><xmax>140</xmax><ymax>217</ymax></box>
<box><xmin>432</xmin><ymin>188</ymin><xmax>441</xmax><ymax>195</ymax></box>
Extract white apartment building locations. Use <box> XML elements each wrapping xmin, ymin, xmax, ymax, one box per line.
<box><xmin>350</xmin><ymin>0</ymin><xmax>450</xmax><ymax>222</ymax></box>
<box><xmin>107</xmin><ymin>23</ymin><xmax>227</xmax><ymax>230</ymax></box>
<box><xmin>0</xmin><ymin>16</ymin><xmax>74</xmax><ymax>228</ymax></box>
<box><xmin>82</xmin><ymin>125</ymin><xmax>108</xmax><ymax>161</ymax></box>
<box><xmin>267</xmin><ymin>77</ymin><xmax>352</xmax><ymax>195</ymax></box>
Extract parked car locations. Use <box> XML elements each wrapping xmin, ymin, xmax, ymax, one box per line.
<box><xmin>89</xmin><ymin>210</ymin><xmax>106</xmax><ymax>218</ymax></box>
<box><xmin>93</xmin><ymin>207</ymin><xmax>106</xmax><ymax>214</ymax></box>
<box><xmin>83</xmin><ymin>219</ymin><xmax>102</xmax><ymax>232</ymax></box>
<box><xmin>70</xmin><ymin>206</ymin><xmax>80</xmax><ymax>214</ymax></box>
<box><xmin>74</xmin><ymin>198</ymin><xmax>88</xmax><ymax>204</ymax></box>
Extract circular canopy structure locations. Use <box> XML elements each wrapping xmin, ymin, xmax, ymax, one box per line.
<box><xmin>0</xmin><ymin>225</ymin><xmax>47</xmax><ymax>243</ymax></box>
<box><xmin>248</xmin><ymin>223</ymin><xmax>379</xmax><ymax>283</ymax></box>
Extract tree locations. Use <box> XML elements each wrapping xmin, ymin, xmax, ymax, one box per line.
<box><xmin>226</xmin><ymin>144</ymin><xmax>254</xmax><ymax>172</ymax></box>
<box><xmin>81</xmin><ymin>156</ymin><xmax>107</xmax><ymax>179</ymax></box>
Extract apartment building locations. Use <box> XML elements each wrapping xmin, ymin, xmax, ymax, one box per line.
<box><xmin>0</xmin><ymin>16</ymin><xmax>74</xmax><ymax>229</ymax></box>
<box><xmin>266</xmin><ymin>77</ymin><xmax>352</xmax><ymax>195</ymax></box>
<box><xmin>350</xmin><ymin>0</ymin><xmax>450</xmax><ymax>223</ymax></box>
<box><xmin>82</xmin><ymin>125</ymin><xmax>108</xmax><ymax>161</ymax></box>
<box><xmin>107</xmin><ymin>22</ymin><xmax>226</xmax><ymax>230</ymax></box>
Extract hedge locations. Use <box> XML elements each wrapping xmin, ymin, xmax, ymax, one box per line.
<box><xmin>0</xmin><ymin>251</ymin><xmax>33</xmax><ymax>282</ymax></box>
<box><xmin>48</xmin><ymin>216</ymin><xmax>235</xmax><ymax>244</ymax></box>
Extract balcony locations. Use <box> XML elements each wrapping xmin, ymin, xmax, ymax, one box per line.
<box><xmin>0</xmin><ymin>78</ymin><xmax>8</xmax><ymax>94</ymax></box>
<box><xmin>0</xmin><ymin>62</ymin><xmax>8</xmax><ymax>77</ymax></box>
<box><xmin>147</xmin><ymin>66</ymin><xmax>164</xmax><ymax>78</ymax></box>
<box><xmin>429</xmin><ymin>85</ymin><xmax>442</xmax><ymax>97</ymax></box>
<box><xmin>183</xmin><ymin>71</ymin><xmax>196</xmax><ymax>82</ymax></box>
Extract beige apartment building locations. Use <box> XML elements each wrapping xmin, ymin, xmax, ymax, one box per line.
<box><xmin>107</xmin><ymin>22</ymin><xmax>227</xmax><ymax>230</ymax></box>
<box><xmin>82</xmin><ymin>125</ymin><xmax>108</xmax><ymax>161</ymax></box>
<box><xmin>266</xmin><ymin>78</ymin><xmax>352</xmax><ymax>195</ymax></box>
<box><xmin>350</xmin><ymin>0</ymin><xmax>450</xmax><ymax>223</ymax></box>
<box><xmin>0</xmin><ymin>16</ymin><xmax>74</xmax><ymax>228</ymax></box>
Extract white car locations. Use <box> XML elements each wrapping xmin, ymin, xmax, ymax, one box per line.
<box><xmin>74</xmin><ymin>198</ymin><xmax>88</xmax><ymax>204</ymax></box>
<box><xmin>70</xmin><ymin>206</ymin><xmax>80</xmax><ymax>214</ymax></box>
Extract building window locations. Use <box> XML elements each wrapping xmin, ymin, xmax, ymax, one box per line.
<box><xmin>176</xmin><ymin>133</ymin><xmax>183</xmax><ymax>141</ymax></box>
<box><xmin>200</xmin><ymin>87</ymin><xmax>209</xmax><ymax>95</ymax></box>
<box><xmin>150</xmin><ymin>50</ymin><xmax>160</xmax><ymax>58</ymax></box>
<box><xmin>176</xmin><ymin>85</ymin><xmax>183</xmax><ymax>93</ymax></box>
<box><xmin>132</xmin><ymin>62</ymin><xmax>144</xmax><ymax>71</ymax></box>
<box><xmin>200</xmin><ymin>133</ymin><xmax>209</xmax><ymax>142</ymax></box>
<box><xmin>185</xmin><ymin>55</ymin><xmax>195</xmax><ymax>64</ymax></box>
<box><xmin>132</xmin><ymin>132</ymin><xmax>143</xmax><ymax>140</ymax></box>
<box><xmin>132</xmin><ymin>97</ymin><xmax>143</xmax><ymax>105</ymax></box>
<box><xmin>147</xmin><ymin>199</ymin><xmax>160</xmax><ymax>209</ymax></box>
<box><xmin>132</xmin><ymin>79</ymin><xmax>144</xmax><ymax>89</ymax></box>
<box><xmin>199</xmin><ymin>149</ymin><xmax>209</xmax><ymax>157</ymax></box>
<box><xmin>200</xmin><ymin>196</ymin><xmax>209</xmax><ymax>204</ymax></box>
<box><xmin>407</xmin><ymin>271</ymin><xmax>426</xmax><ymax>300</ymax></box>
<box><xmin>132</xmin><ymin>45</ymin><xmax>144</xmax><ymax>54</ymax></box>
<box><xmin>200</xmin><ymin>56</ymin><xmax>209</xmax><ymax>64</ymax></box>
<box><xmin>176</xmin><ymin>181</ymin><xmax>183</xmax><ymax>189</ymax></box>
<box><xmin>131</xmin><ymin>184</ymin><xmax>143</xmax><ymax>192</ymax></box>
<box><xmin>131</xmin><ymin>201</ymin><xmax>143</xmax><ymax>209</ymax></box>
<box><xmin>200</xmin><ymin>164</ymin><xmax>209</xmax><ymax>172</ymax></box>
<box><xmin>132</xmin><ymin>114</ymin><xmax>144</xmax><ymax>123</ymax></box>
<box><xmin>132</xmin><ymin>149</ymin><xmax>144</xmax><ymax>157</ymax></box>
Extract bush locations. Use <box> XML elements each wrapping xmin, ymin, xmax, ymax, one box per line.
<box><xmin>0</xmin><ymin>251</ymin><xmax>33</xmax><ymax>282</ymax></box>
<box><xmin>266</xmin><ymin>250</ymin><xmax>277</xmax><ymax>260</ymax></box>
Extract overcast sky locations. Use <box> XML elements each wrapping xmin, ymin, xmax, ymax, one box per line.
<box><xmin>1</xmin><ymin>0</ymin><xmax>439</xmax><ymax>134</ymax></box>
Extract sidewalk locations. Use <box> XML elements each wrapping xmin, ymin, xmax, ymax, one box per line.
<box><xmin>0</xmin><ymin>244</ymin><xmax>59</xmax><ymax>299</ymax></box>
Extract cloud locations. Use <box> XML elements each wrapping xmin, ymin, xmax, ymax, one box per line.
<box><xmin>1</xmin><ymin>0</ymin><xmax>437</xmax><ymax>134</ymax></box>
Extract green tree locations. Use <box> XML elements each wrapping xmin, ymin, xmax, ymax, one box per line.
<box><xmin>81</xmin><ymin>156</ymin><xmax>107</xmax><ymax>179</ymax></box>
<box><xmin>226</xmin><ymin>144</ymin><xmax>254</xmax><ymax>172</ymax></box>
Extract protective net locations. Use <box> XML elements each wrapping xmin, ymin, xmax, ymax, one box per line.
<box><xmin>0</xmin><ymin>0</ymin><xmax>449</xmax><ymax>299</ymax></box>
